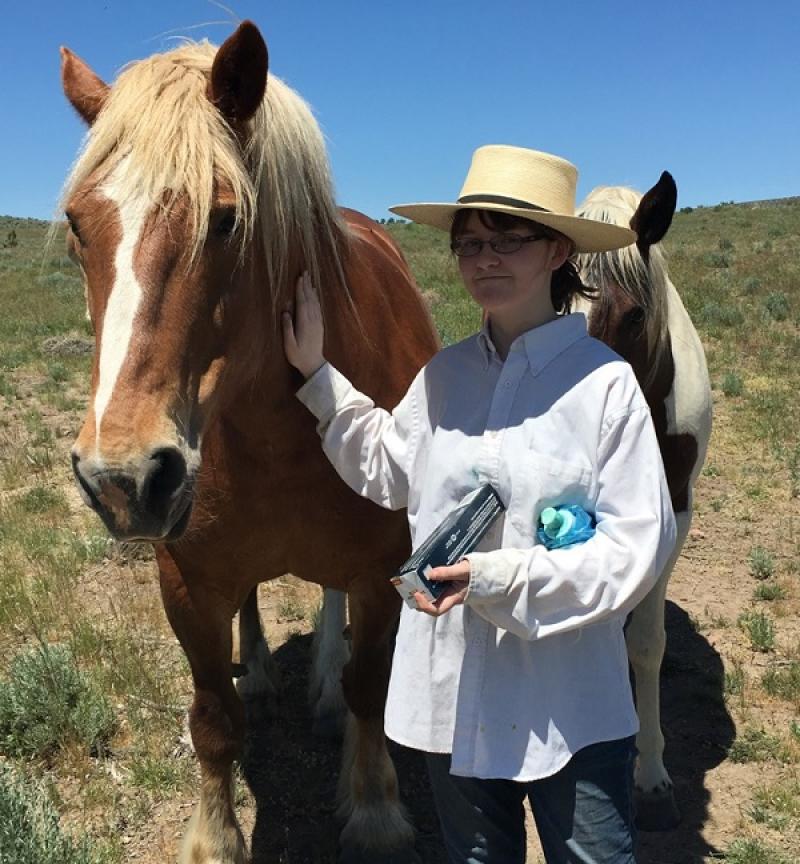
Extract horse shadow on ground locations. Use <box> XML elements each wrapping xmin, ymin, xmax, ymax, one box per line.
<box><xmin>240</xmin><ymin>599</ymin><xmax>734</xmax><ymax>864</ymax></box>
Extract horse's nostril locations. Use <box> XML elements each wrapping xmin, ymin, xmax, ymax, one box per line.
<box><xmin>72</xmin><ymin>451</ymin><xmax>100</xmax><ymax>506</ymax></box>
<box><xmin>145</xmin><ymin>447</ymin><xmax>187</xmax><ymax>503</ymax></box>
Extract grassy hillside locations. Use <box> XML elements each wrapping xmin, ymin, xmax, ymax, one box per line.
<box><xmin>0</xmin><ymin>199</ymin><xmax>798</xmax><ymax>863</ymax></box>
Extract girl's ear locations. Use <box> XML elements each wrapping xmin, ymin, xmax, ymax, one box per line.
<box><xmin>548</xmin><ymin>236</ymin><xmax>572</xmax><ymax>271</ymax></box>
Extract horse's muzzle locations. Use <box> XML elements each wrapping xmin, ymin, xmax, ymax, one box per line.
<box><xmin>71</xmin><ymin>446</ymin><xmax>194</xmax><ymax>541</ymax></box>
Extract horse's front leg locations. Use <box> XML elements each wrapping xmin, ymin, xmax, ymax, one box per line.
<box><xmin>158</xmin><ymin>550</ymin><xmax>248</xmax><ymax>864</ymax></box>
<box><xmin>337</xmin><ymin>579</ymin><xmax>417</xmax><ymax>864</ymax></box>
<box><xmin>626</xmin><ymin>512</ymin><xmax>689</xmax><ymax>831</ymax></box>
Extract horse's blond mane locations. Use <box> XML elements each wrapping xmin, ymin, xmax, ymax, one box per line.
<box><xmin>575</xmin><ymin>185</ymin><xmax>670</xmax><ymax>389</ymax></box>
<box><xmin>61</xmin><ymin>40</ymin><xmax>347</xmax><ymax>303</ymax></box>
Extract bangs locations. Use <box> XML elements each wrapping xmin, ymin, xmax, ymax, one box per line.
<box><xmin>450</xmin><ymin>208</ymin><xmax>563</xmax><ymax>242</ymax></box>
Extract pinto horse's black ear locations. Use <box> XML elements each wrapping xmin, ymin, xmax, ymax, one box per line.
<box><xmin>630</xmin><ymin>171</ymin><xmax>678</xmax><ymax>256</ymax></box>
<box><xmin>61</xmin><ymin>46</ymin><xmax>110</xmax><ymax>126</ymax></box>
<box><xmin>209</xmin><ymin>20</ymin><xmax>268</xmax><ymax>124</ymax></box>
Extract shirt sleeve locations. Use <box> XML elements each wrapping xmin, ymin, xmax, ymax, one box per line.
<box><xmin>296</xmin><ymin>362</ymin><xmax>418</xmax><ymax>511</ymax></box>
<box><xmin>463</xmin><ymin>405</ymin><xmax>677</xmax><ymax>641</ymax></box>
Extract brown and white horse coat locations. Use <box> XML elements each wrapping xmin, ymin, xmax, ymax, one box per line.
<box><xmin>575</xmin><ymin>173</ymin><xmax>713</xmax><ymax>829</ymax></box>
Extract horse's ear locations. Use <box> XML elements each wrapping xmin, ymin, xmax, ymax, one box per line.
<box><xmin>209</xmin><ymin>20</ymin><xmax>268</xmax><ymax>124</ymax></box>
<box><xmin>630</xmin><ymin>171</ymin><xmax>678</xmax><ymax>254</ymax></box>
<box><xmin>60</xmin><ymin>47</ymin><xmax>110</xmax><ymax>126</ymax></box>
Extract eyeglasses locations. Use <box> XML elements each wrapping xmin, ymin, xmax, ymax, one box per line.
<box><xmin>450</xmin><ymin>233</ymin><xmax>549</xmax><ymax>258</ymax></box>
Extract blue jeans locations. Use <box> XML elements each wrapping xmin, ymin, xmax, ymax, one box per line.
<box><xmin>425</xmin><ymin>737</ymin><xmax>637</xmax><ymax>864</ymax></box>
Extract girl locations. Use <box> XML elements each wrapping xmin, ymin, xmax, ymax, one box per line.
<box><xmin>282</xmin><ymin>145</ymin><xmax>676</xmax><ymax>864</ymax></box>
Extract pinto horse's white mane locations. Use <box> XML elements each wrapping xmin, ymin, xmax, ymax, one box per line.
<box><xmin>576</xmin><ymin>185</ymin><xmax>671</xmax><ymax>390</ymax></box>
<box><xmin>61</xmin><ymin>41</ymin><xmax>346</xmax><ymax>304</ymax></box>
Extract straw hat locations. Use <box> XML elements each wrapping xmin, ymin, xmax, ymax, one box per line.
<box><xmin>390</xmin><ymin>145</ymin><xmax>635</xmax><ymax>253</ymax></box>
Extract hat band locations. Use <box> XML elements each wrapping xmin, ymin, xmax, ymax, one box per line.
<box><xmin>457</xmin><ymin>193</ymin><xmax>548</xmax><ymax>212</ymax></box>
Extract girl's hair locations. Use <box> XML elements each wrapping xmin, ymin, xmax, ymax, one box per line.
<box><xmin>450</xmin><ymin>209</ymin><xmax>596</xmax><ymax>314</ymax></box>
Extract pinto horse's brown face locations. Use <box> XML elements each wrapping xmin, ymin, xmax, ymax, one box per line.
<box><xmin>61</xmin><ymin>23</ymin><xmax>268</xmax><ymax>541</ymax></box>
<box><xmin>585</xmin><ymin>285</ymin><xmax>649</xmax><ymax>373</ymax></box>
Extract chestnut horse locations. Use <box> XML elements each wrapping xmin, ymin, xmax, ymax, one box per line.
<box><xmin>574</xmin><ymin>173</ymin><xmax>713</xmax><ymax>829</ymax></box>
<box><xmin>60</xmin><ymin>21</ymin><xmax>438</xmax><ymax>864</ymax></box>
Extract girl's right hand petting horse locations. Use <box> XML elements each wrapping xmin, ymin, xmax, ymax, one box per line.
<box><xmin>283</xmin><ymin>144</ymin><xmax>677</xmax><ymax>864</ymax></box>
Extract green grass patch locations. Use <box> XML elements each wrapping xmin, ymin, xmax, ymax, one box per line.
<box><xmin>728</xmin><ymin>726</ymin><xmax>787</xmax><ymax>764</ymax></box>
<box><xmin>129</xmin><ymin>754</ymin><xmax>193</xmax><ymax>795</ymax></box>
<box><xmin>725</xmin><ymin>838</ymin><xmax>790</xmax><ymax>864</ymax></box>
<box><xmin>724</xmin><ymin>659</ymin><xmax>746</xmax><ymax>697</ymax></box>
<box><xmin>750</xmin><ymin>777</ymin><xmax>800</xmax><ymax>831</ymax></box>
<box><xmin>762</xmin><ymin>662</ymin><xmax>800</xmax><ymax>705</ymax></box>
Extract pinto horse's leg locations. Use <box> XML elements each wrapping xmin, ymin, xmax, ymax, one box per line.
<box><xmin>157</xmin><ymin>551</ymin><xmax>248</xmax><ymax>864</ymax></box>
<box><xmin>309</xmin><ymin>587</ymin><xmax>349</xmax><ymax>738</ymax></box>
<box><xmin>236</xmin><ymin>585</ymin><xmax>281</xmax><ymax>715</ymax></box>
<box><xmin>336</xmin><ymin>582</ymin><xmax>417</xmax><ymax>864</ymax></box>
<box><xmin>626</xmin><ymin>509</ymin><xmax>690</xmax><ymax>831</ymax></box>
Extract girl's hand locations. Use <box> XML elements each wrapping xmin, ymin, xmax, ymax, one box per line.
<box><xmin>414</xmin><ymin>559</ymin><xmax>471</xmax><ymax>617</ymax></box>
<box><xmin>282</xmin><ymin>272</ymin><xmax>326</xmax><ymax>379</ymax></box>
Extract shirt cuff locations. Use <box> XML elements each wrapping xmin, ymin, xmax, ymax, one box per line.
<box><xmin>296</xmin><ymin>362</ymin><xmax>356</xmax><ymax>432</ymax></box>
<box><xmin>464</xmin><ymin>550</ymin><xmax>519</xmax><ymax>603</ymax></box>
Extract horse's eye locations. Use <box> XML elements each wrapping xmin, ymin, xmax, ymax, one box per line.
<box><xmin>66</xmin><ymin>213</ymin><xmax>83</xmax><ymax>244</ymax></box>
<box><xmin>215</xmin><ymin>209</ymin><xmax>237</xmax><ymax>238</ymax></box>
<box><xmin>627</xmin><ymin>307</ymin><xmax>646</xmax><ymax>327</ymax></box>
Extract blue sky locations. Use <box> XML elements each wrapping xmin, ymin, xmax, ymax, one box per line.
<box><xmin>2</xmin><ymin>1</ymin><xmax>798</xmax><ymax>221</ymax></box>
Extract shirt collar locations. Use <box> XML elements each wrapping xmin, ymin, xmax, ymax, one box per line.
<box><xmin>477</xmin><ymin>313</ymin><xmax>588</xmax><ymax>375</ymax></box>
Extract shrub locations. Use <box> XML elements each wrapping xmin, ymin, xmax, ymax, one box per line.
<box><xmin>722</xmin><ymin>371</ymin><xmax>744</xmax><ymax>397</ymax></box>
<box><xmin>0</xmin><ymin>643</ymin><xmax>115</xmax><ymax>759</ymax></box>
<box><xmin>748</xmin><ymin>546</ymin><xmax>775</xmax><ymax>580</ymax></box>
<box><xmin>0</xmin><ymin>764</ymin><xmax>111</xmax><ymax>864</ymax></box>
<box><xmin>699</xmin><ymin>301</ymin><xmax>744</xmax><ymax>328</ymax></box>
<box><xmin>738</xmin><ymin>611</ymin><xmax>775</xmax><ymax>652</ymax></box>
<box><xmin>753</xmin><ymin>582</ymin><xmax>785</xmax><ymax>602</ymax></box>
<box><xmin>702</xmin><ymin>251</ymin><xmax>730</xmax><ymax>268</ymax></box>
<box><xmin>764</xmin><ymin>292</ymin><xmax>789</xmax><ymax>321</ymax></box>
<box><xmin>742</xmin><ymin>276</ymin><xmax>762</xmax><ymax>293</ymax></box>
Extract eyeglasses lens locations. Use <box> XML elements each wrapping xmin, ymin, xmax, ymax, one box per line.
<box><xmin>451</xmin><ymin>234</ymin><xmax>534</xmax><ymax>257</ymax></box>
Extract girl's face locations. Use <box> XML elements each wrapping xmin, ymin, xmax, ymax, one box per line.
<box><xmin>455</xmin><ymin>212</ymin><xmax>569</xmax><ymax>328</ymax></box>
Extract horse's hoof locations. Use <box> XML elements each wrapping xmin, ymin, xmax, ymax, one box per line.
<box><xmin>634</xmin><ymin>785</ymin><xmax>681</xmax><ymax>831</ymax></box>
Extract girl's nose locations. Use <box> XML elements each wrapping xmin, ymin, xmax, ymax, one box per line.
<box><xmin>475</xmin><ymin>242</ymin><xmax>501</xmax><ymax>267</ymax></box>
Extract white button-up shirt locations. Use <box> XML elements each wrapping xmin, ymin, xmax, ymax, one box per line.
<box><xmin>298</xmin><ymin>313</ymin><xmax>676</xmax><ymax>781</ymax></box>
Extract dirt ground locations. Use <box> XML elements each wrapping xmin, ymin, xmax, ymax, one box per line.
<box><xmin>45</xmin><ymin>388</ymin><xmax>800</xmax><ymax>863</ymax></box>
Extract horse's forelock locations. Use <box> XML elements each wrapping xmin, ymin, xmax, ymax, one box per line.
<box><xmin>60</xmin><ymin>40</ymin><xmax>348</xmax><ymax>308</ymax></box>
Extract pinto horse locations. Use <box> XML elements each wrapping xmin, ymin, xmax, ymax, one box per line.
<box><xmin>60</xmin><ymin>22</ymin><xmax>438</xmax><ymax>864</ymax></box>
<box><xmin>574</xmin><ymin>174</ymin><xmax>713</xmax><ymax>829</ymax></box>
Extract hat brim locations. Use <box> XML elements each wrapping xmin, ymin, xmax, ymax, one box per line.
<box><xmin>389</xmin><ymin>202</ymin><xmax>635</xmax><ymax>253</ymax></box>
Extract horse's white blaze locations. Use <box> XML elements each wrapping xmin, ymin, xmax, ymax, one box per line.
<box><xmin>93</xmin><ymin>175</ymin><xmax>150</xmax><ymax>443</ymax></box>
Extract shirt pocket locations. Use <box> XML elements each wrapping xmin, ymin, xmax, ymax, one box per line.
<box><xmin>508</xmin><ymin>450</ymin><xmax>593</xmax><ymax>537</ymax></box>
